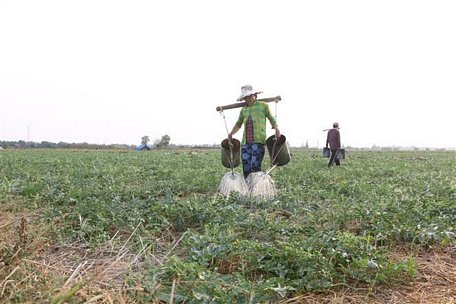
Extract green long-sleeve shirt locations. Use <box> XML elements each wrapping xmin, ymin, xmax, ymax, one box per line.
<box><xmin>235</xmin><ymin>101</ymin><xmax>277</xmax><ymax>144</ymax></box>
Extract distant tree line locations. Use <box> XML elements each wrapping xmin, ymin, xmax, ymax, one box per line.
<box><xmin>2</xmin><ymin>140</ymin><xmax>449</xmax><ymax>151</ymax></box>
<box><xmin>154</xmin><ymin>135</ymin><xmax>171</xmax><ymax>148</ymax></box>
<box><xmin>0</xmin><ymin>140</ymin><xmax>133</xmax><ymax>150</ymax></box>
<box><xmin>140</xmin><ymin>134</ymin><xmax>171</xmax><ymax>148</ymax></box>
<box><xmin>0</xmin><ymin>139</ymin><xmax>220</xmax><ymax>150</ymax></box>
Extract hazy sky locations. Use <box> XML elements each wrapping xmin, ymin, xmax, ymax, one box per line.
<box><xmin>1</xmin><ymin>0</ymin><xmax>455</xmax><ymax>148</ymax></box>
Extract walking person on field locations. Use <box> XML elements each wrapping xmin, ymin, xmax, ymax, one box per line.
<box><xmin>326</xmin><ymin>122</ymin><xmax>341</xmax><ymax>167</ymax></box>
<box><xmin>228</xmin><ymin>84</ymin><xmax>281</xmax><ymax>178</ymax></box>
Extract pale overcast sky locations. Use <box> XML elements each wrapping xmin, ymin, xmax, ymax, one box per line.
<box><xmin>0</xmin><ymin>0</ymin><xmax>455</xmax><ymax>148</ymax></box>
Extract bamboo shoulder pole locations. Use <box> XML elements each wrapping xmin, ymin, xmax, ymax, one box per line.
<box><xmin>216</xmin><ymin>96</ymin><xmax>281</xmax><ymax>112</ymax></box>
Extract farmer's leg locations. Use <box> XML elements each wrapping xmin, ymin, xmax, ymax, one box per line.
<box><xmin>328</xmin><ymin>149</ymin><xmax>337</xmax><ymax>167</ymax></box>
<box><xmin>335</xmin><ymin>149</ymin><xmax>341</xmax><ymax>166</ymax></box>
<box><xmin>241</xmin><ymin>144</ymin><xmax>253</xmax><ymax>178</ymax></box>
<box><xmin>250</xmin><ymin>143</ymin><xmax>265</xmax><ymax>173</ymax></box>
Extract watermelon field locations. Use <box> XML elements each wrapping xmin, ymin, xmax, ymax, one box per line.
<box><xmin>0</xmin><ymin>149</ymin><xmax>455</xmax><ymax>303</ymax></box>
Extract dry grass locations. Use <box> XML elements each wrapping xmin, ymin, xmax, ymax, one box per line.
<box><xmin>0</xmin><ymin>214</ymin><xmax>186</xmax><ymax>303</ymax></box>
<box><xmin>279</xmin><ymin>245</ymin><xmax>456</xmax><ymax>304</ymax></box>
<box><xmin>1</xmin><ymin>212</ymin><xmax>455</xmax><ymax>303</ymax></box>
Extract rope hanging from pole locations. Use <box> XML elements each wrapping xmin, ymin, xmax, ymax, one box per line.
<box><xmin>219</xmin><ymin>109</ymin><xmax>235</xmax><ymax>172</ymax></box>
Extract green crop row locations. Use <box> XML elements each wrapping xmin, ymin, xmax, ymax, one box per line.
<box><xmin>0</xmin><ymin>149</ymin><xmax>454</xmax><ymax>302</ymax></box>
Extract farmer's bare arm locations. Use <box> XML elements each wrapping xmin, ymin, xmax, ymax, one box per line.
<box><xmin>228</xmin><ymin>126</ymin><xmax>240</xmax><ymax>140</ymax></box>
<box><xmin>274</xmin><ymin>126</ymin><xmax>281</xmax><ymax>139</ymax></box>
<box><xmin>271</xmin><ymin>123</ymin><xmax>281</xmax><ymax>139</ymax></box>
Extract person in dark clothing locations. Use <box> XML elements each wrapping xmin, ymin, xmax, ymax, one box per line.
<box><xmin>326</xmin><ymin>122</ymin><xmax>341</xmax><ymax>167</ymax></box>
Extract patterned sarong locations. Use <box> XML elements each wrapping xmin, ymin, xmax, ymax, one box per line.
<box><xmin>241</xmin><ymin>143</ymin><xmax>265</xmax><ymax>178</ymax></box>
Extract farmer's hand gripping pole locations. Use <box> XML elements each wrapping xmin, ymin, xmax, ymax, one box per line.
<box><xmin>216</xmin><ymin>96</ymin><xmax>281</xmax><ymax>112</ymax></box>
